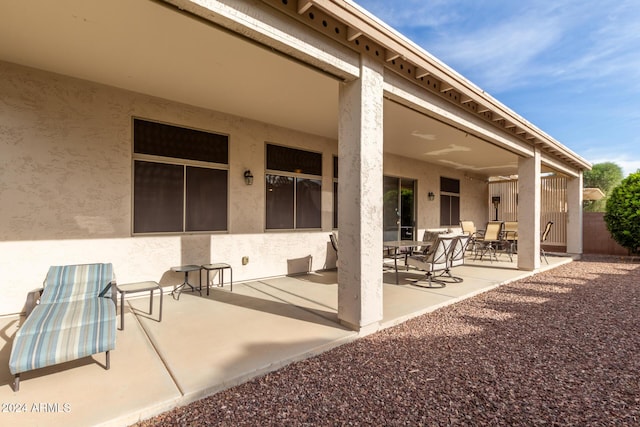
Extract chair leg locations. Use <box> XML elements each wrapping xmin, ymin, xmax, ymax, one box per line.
<box><xmin>477</xmin><ymin>243</ymin><xmax>496</xmax><ymax>262</ymax></box>
<box><xmin>427</xmin><ymin>272</ymin><xmax>434</xmax><ymax>287</ymax></box>
<box><xmin>541</xmin><ymin>248</ymin><xmax>549</xmax><ymax>264</ymax></box>
<box><xmin>473</xmin><ymin>245</ymin><xmax>481</xmax><ymax>260</ymax></box>
<box><xmin>13</xmin><ymin>374</ymin><xmax>19</xmax><ymax>392</ymax></box>
<box><xmin>505</xmin><ymin>243</ymin><xmax>513</xmax><ymax>262</ymax></box>
<box><xmin>410</xmin><ymin>271</ymin><xmax>446</xmax><ymax>288</ymax></box>
<box><xmin>106</xmin><ymin>351</ymin><xmax>110</xmax><ymax>370</ymax></box>
<box><xmin>438</xmin><ymin>269</ymin><xmax>463</xmax><ymax>283</ymax></box>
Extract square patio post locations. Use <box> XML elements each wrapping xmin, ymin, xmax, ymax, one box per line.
<box><xmin>566</xmin><ymin>171</ymin><xmax>584</xmax><ymax>255</ymax></box>
<box><xmin>518</xmin><ymin>148</ymin><xmax>541</xmax><ymax>271</ymax></box>
<box><xmin>337</xmin><ymin>54</ymin><xmax>384</xmax><ymax>332</ymax></box>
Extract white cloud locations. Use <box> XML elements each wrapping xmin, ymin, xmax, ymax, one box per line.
<box><xmin>355</xmin><ymin>0</ymin><xmax>640</xmax><ymax>92</ymax></box>
<box><xmin>353</xmin><ymin>0</ymin><xmax>640</xmax><ymax>176</ymax></box>
<box><xmin>429</xmin><ymin>20</ymin><xmax>561</xmax><ymax>91</ymax></box>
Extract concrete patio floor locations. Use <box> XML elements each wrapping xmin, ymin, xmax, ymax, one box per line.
<box><xmin>0</xmin><ymin>253</ymin><xmax>573</xmax><ymax>426</ymax></box>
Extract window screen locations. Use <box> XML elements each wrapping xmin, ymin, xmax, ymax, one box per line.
<box><xmin>134</xmin><ymin>118</ymin><xmax>228</xmax><ymax>164</ymax></box>
<box><xmin>440</xmin><ymin>177</ymin><xmax>460</xmax><ymax>227</ymax></box>
<box><xmin>185</xmin><ymin>167</ymin><xmax>228</xmax><ymax>231</ymax></box>
<box><xmin>440</xmin><ymin>177</ymin><xmax>460</xmax><ymax>193</ymax></box>
<box><xmin>265</xmin><ymin>144</ymin><xmax>322</xmax><ymax>230</ymax></box>
<box><xmin>266</xmin><ymin>144</ymin><xmax>322</xmax><ymax>175</ymax></box>
<box><xmin>134</xmin><ymin>161</ymin><xmax>184</xmax><ymax>233</ymax></box>
<box><xmin>133</xmin><ymin>119</ymin><xmax>229</xmax><ymax>234</ymax></box>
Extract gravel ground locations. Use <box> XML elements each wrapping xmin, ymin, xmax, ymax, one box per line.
<box><xmin>135</xmin><ymin>256</ymin><xmax>640</xmax><ymax>426</ymax></box>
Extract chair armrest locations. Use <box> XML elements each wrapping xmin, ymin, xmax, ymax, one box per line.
<box><xmin>111</xmin><ymin>280</ymin><xmax>117</xmax><ymax>306</ymax></box>
<box><xmin>25</xmin><ymin>288</ymin><xmax>43</xmax><ymax>317</ymax></box>
<box><xmin>97</xmin><ymin>279</ymin><xmax>118</xmax><ymax>307</ymax></box>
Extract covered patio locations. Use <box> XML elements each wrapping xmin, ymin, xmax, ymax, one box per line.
<box><xmin>0</xmin><ymin>0</ymin><xmax>590</xmax><ymax>329</ymax></box>
<box><xmin>0</xmin><ymin>254</ymin><xmax>572</xmax><ymax>426</ymax></box>
<box><xmin>0</xmin><ymin>1</ymin><xmax>591</xmax><ymax>423</ymax></box>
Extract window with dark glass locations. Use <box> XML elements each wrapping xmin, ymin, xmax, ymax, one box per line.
<box><xmin>440</xmin><ymin>177</ymin><xmax>460</xmax><ymax>227</ymax></box>
<box><xmin>133</xmin><ymin>118</ymin><xmax>228</xmax><ymax>234</ymax></box>
<box><xmin>266</xmin><ymin>144</ymin><xmax>322</xmax><ymax>230</ymax></box>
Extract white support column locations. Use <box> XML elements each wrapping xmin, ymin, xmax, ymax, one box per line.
<box><xmin>337</xmin><ymin>55</ymin><xmax>384</xmax><ymax>332</ymax></box>
<box><xmin>517</xmin><ymin>149</ymin><xmax>541</xmax><ymax>271</ymax></box>
<box><xmin>566</xmin><ymin>171</ymin><xmax>584</xmax><ymax>256</ymax></box>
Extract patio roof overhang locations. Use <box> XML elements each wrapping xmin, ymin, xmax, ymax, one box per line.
<box><xmin>0</xmin><ymin>0</ymin><xmax>591</xmax><ymax>180</ymax></box>
<box><xmin>257</xmin><ymin>0</ymin><xmax>592</xmax><ymax>178</ymax></box>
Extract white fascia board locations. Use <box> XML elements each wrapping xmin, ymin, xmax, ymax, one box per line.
<box><xmin>541</xmin><ymin>151</ymin><xmax>581</xmax><ymax>178</ymax></box>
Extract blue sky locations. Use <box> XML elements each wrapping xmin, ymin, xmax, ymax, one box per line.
<box><xmin>352</xmin><ymin>0</ymin><xmax>640</xmax><ymax>177</ymax></box>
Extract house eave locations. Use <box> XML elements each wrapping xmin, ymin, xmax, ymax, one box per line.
<box><xmin>261</xmin><ymin>0</ymin><xmax>592</xmax><ymax>172</ymax></box>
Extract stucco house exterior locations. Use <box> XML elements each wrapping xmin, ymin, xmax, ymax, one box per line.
<box><xmin>0</xmin><ymin>0</ymin><xmax>590</xmax><ymax>331</ymax></box>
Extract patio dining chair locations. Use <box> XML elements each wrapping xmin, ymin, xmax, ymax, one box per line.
<box><xmin>329</xmin><ymin>232</ymin><xmax>338</xmax><ymax>256</ymax></box>
<box><xmin>474</xmin><ymin>221</ymin><xmax>504</xmax><ymax>262</ymax></box>
<box><xmin>329</xmin><ymin>232</ymin><xmax>339</xmax><ymax>268</ymax></box>
<box><xmin>406</xmin><ymin>236</ymin><xmax>454</xmax><ymax>287</ymax></box>
<box><xmin>503</xmin><ymin>221</ymin><xmax>518</xmax><ymax>257</ymax></box>
<box><xmin>417</xmin><ymin>230</ymin><xmax>440</xmax><ymax>253</ymax></box>
<box><xmin>440</xmin><ymin>234</ymin><xmax>470</xmax><ymax>283</ymax></box>
<box><xmin>540</xmin><ymin>221</ymin><xmax>554</xmax><ymax>264</ymax></box>
<box><xmin>460</xmin><ymin>220</ymin><xmax>478</xmax><ymax>251</ymax></box>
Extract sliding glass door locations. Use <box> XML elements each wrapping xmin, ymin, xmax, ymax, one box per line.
<box><xmin>383</xmin><ymin>176</ymin><xmax>416</xmax><ymax>241</ymax></box>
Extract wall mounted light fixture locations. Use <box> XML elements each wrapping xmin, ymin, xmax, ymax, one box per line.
<box><xmin>244</xmin><ymin>170</ymin><xmax>254</xmax><ymax>185</ymax></box>
<box><xmin>428</xmin><ymin>191</ymin><xmax>435</xmax><ymax>201</ymax></box>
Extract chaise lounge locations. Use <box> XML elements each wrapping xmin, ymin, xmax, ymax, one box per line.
<box><xmin>9</xmin><ymin>263</ymin><xmax>117</xmax><ymax>391</ymax></box>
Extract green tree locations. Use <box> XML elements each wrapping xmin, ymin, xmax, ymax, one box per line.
<box><xmin>583</xmin><ymin>162</ymin><xmax>624</xmax><ymax>212</ymax></box>
<box><xmin>604</xmin><ymin>171</ymin><xmax>640</xmax><ymax>254</ymax></box>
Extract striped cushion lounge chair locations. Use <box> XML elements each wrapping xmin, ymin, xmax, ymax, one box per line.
<box><xmin>9</xmin><ymin>263</ymin><xmax>117</xmax><ymax>391</ymax></box>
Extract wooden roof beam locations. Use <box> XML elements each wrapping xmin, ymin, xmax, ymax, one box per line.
<box><xmin>297</xmin><ymin>0</ymin><xmax>313</xmax><ymax>14</ymax></box>
<box><xmin>346</xmin><ymin>26</ymin><xmax>362</xmax><ymax>41</ymax></box>
<box><xmin>385</xmin><ymin>49</ymin><xmax>400</xmax><ymax>62</ymax></box>
<box><xmin>415</xmin><ymin>67</ymin><xmax>430</xmax><ymax>79</ymax></box>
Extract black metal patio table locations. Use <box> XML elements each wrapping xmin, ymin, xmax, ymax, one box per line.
<box><xmin>170</xmin><ymin>264</ymin><xmax>202</xmax><ymax>300</ymax></box>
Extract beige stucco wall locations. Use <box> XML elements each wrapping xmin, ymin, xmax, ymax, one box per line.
<box><xmin>0</xmin><ymin>61</ymin><xmax>488</xmax><ymax>315</ymax></box>
<box><xmin>383</xmin><ymin>153</ymin><xmax>489</xmax><ymax>231</ymax></box>
<box><xmin>0</xmin><ymin>61</ymin><xmax>338</xmax><ymax>315</ymax></box>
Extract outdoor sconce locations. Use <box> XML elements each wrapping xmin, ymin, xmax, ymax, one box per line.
<box><xmin>244</xmin><ymin>170</ymin><xmax>254</xmax><ymax>185</ymax></box>
<box><xmin>428</xmin><ymin>191</ymin><xmax>435</xmax><ymax>201</ymax></box>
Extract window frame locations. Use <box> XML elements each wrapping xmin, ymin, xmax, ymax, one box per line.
<box><xmin>439</xmin><ymin>176</ymin><xmax>460</xmax><ymax>227</ymax></box>
<box><xmin>265</xmin><ymin>143</ymin><xmax>323</xmax><ymax>231</ymax></box>
<box><xmin>332</xmin><ymin>155</ymin><xmax>338</xmax><ymax>229</ymax></box>
<box><xmin>132</xmin><ymin>117</ymin><xmax>230</xmax><ymax>235</ymax></box>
